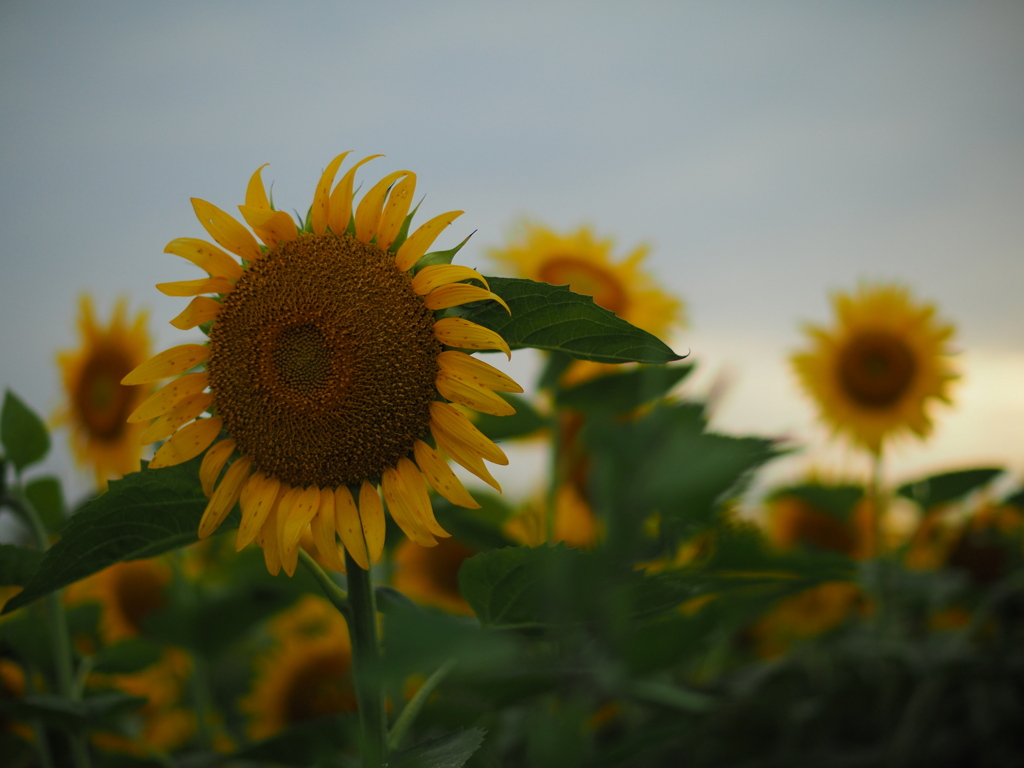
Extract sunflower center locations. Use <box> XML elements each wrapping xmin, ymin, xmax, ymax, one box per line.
<box><xmin>538</xmin><ymin>256</ymin><xmax>629</xmax><ymax>315</ymax></box>
<box><xmin>208</xmin><ymin>233</ymin><xmax>441</xmax><ymax>488</ymax></box>
<box><xmin>283</xmin><ymin>648</ymin><xmax>356</xmax><ymax>724</ymax></box>
<box><xmin>837</xmin><ymin>331</ymin><xmax>916</xmax><ymax>408</ymax></box>
<box><xmin>113</xmin><ymin>562</ymin><xmax>166</xmax><ymax>634</ymax></box>
<box><xmin>75</xmin><ymin>347</ymin><xmax>136</xmax><ymax>441</ymax></box>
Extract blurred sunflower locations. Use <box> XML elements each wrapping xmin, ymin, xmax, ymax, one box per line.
<box><xmin>765</xmin><ymin>486</ymin><xmax>873</xmax><ymax>560</ymax></box>
<box><xmin>54</xmin><ymin>295</ymin><xmax>152</xmax><ymax>488</ymax></box>
<box><xmin>66</xmin><ymin>558</ymin><xmax>170</xmax><ymax>643</ymax></box>
<box><xmin>749</xmin><ymin>581</ymin><xmax>865</xmax><ymax>659</ymax></box>
<box><xmin>503</xmin><ymin>484</ymin><xmax>599</xmax><ymax>549</ymax></box>
<box><xmin>122</xmin><ymin>153</ymin><xmax>521</xmax><ymax>575</ymax></box>
<box><xmin>243</xmin><ymin>595</ymin><xmax>356</xmax><ymax>739</ymax></box>
<box><xmin>488</xmin><ymin>223</ymin><xmax>683</xmax><ymax>383</ymax></box>
<box><xmin>393</xmin><ymin>537</ymin><xmax>478</xmax><ymax>615</ymax></box>
<box><xmin>791</xmin><ymin>284</ymin><xmax>957</xmax><ymax>455</ymax></box>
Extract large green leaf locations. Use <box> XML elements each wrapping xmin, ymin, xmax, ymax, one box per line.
<box><xmin>1</xmin><ymin>390</ymin><xmax>50</xmax><ymax>472</ymax></box>
<box><xmin>388</xmin><ymin>728</ymin><xmax>486</xmax><ymax>768</ymax></box>
<box><xmin>897</xmin><ymin>468</ymin><xmax>1004</xmax><ymax>510</ymax></box>
<box><xmin>556</xmin><ymin>363</ymin><xmax>694</xmax><ymax>415</ymax></box>
<box><xmin>4</xmin><ymin>459</ymin><xmax>208</xmax><ymax>613</ymax></box>
<box><xmin>458</xmin><ymin>277</ymin><xmax>684</xmax><ymax>364</ymax></box>
<box><xmin>0</xmin><ymin>543</ymin><xmax>43</xmax><ymax>587</ymax></box>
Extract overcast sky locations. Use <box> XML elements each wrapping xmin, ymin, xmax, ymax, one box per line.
<box><xmin>2</xmin><ymin>1</ymin><xmax>1022</xmax><ymax>503</ymax></box>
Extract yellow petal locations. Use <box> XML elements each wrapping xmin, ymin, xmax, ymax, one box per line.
<box><xmin>436</xmin><ymin>370</ymin><xmax>516</xmax><ymax>416</ymax></box>
<box><xmin>431</xmin><ymin>430</ymin><xmax>501</xmax><ymax>492</ymax></box>
<box><xmin>328</xmin><ymin>154</ymin><xmax>381</xmax><ymax>235</ymax></box>
<box><xmin>170</xmin><ymin>297</ymin><xmax>221</xmax><ymax>330</ymax></box>
<box><xmin>200</xmin><ymin>438</ymin><xmax>235</xmax><ymax>498</ymax></box>
<box><xmin>122</xmin><ymin>344</ymin><xmax>209</xmax><ymax>385</ymax></box>
<box><xmin>237</xmin><ymin>474</ymin><xmax>280</xmax><ymax>551</ymax></box>
<box><xmin>198</xmin><ymin>456</ymin><xmax>252</xmax><ymax>539</ymax></box>
<box><xmin>275</xmin><ymin>487</ymin><xmax>303</xmax><ymax>577</ymax></box>
<box><xmin>429</xmin><ymin>401</ymin><xmax>508</xmax><ymax>465</ymax></box>
<box><xmin>260</xmin><ymin>497</ymin><xmax>282</xmax><ymax>576</ymax></box>
<box><xmin>164</xmin><ymin>238</ymin><xmax>243</xmax><ymax>281</ymax></box>
<box><xmin>149</xmin><ymin>417</ymin><xmax>222</xmax><ymax>468</ymax></box>
<box><xmin>395</xmin><ymin>210</ymin><xmax>463</xmax><ymax>272</ymax></box>
<box><xmin>354</xmin><ymin>170</ymin><xmax>409</xmax><ymax>244</ymax></box>
<box><xmin>425</xmin><ymin>284</ymin><xmax>510</xmax><ymax>314</ymax></box>
<box><xmin>156</xmin><ymin>276</ymin><xmax>234</xmax><ymax>298</ymax></box>
<box><xmin>376</xmin><ymin>172</ymin><xmax>416</xmax><ymax>251</ymax></box>
<box><xmin>129</xmin><ymin>372</ymin><xmax>208</xmax><ymax>423</ymax></box>
<box><xmin>311</xmin><ymin>489</ymin><xmax>347</xmax><ymax>572</ymax></box>
<box><xmin>236</xmin><ymin>472</ymin><xmax>267</xmax><ymax>550</ymax></box>
<box><xmin>283</xmin><ymin>486</ymin><xmax>321</xmax><ymax>554</ymax></box>
<box><xmin>433</xmin><ymin>318</ymin><xmax>511</xmax><ymax>359</ymax></box>
<box><xmin>358</xmin><ymin>480</ymin><xmax>386</xmax><ymax>564</ymax></box>
<box><xmin>238</xmin><ymin>205</ymin><xmax>298</xmax><ymax>247</ymax></box>
<box><xmin>413</xmin><ymin>440</ymin><xmax>480</xmax><ymax>509</ymax></box>
<box><xmin>245</xmin><ymin>163</ymin><xmax>271</xmax><ymax>210</ymax></box>
<box><xmin>191</xmin><ymin>198</ymin><xmax>262</xmax><ymax>262</ymax></box>
<box><xmin>140</xmin><ymin>392</ymin><xmax>214</xmax><ymax>445</ymax></box>
<box><xmin>437</xmin><ymin>350</ymin><xmax>523</xmax><ymax>393</ymax></box>
<box><xmin>411</xmin><ymin>265</ymin><xmax>489</xmax><ymax>296</ymax></box>
<box><xmin>397</xmin><ymin>457</ymin><xmax>449</xmax><ymax>538</ymax></box>
<box><xmin>382</xmin><ymin>467</ymin><xmax>436</xmax><ymax>547</ymax></box>
<box><xmin>309</xmin><ymin>152</ymin><xmax>351</xmax><ymax>236</ymax></box>
<box><xmin>335</xmin><ymin>485</ymin><xmax>370</xmax><ymax>571</ymax></box>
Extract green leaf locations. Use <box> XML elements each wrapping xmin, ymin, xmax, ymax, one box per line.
<box><xmin>25</xmin><ymin>476</ymin><xmax>66</xmax><ymax>531</ymax></box>
<box><xmin>458</xmin><ymin>277</ymin><xmax>684</xmax><ymax>364</ymax></box>
<box><xmin>90</xmin><ymin>639</ymin><xmax>162</xmax><ymax>675</ymax></box>
<box><xmin>0</xmin><ymin>692</ymin><xmax>146</xmax><ymax>732</ymax></box>
<box><xmin>556</xmin><ymin>363</ymin><xmax>694</xmax><ymax>415</ymax></box>
<box><xmin>228</xmin><ymin>715</ymin><xmax>354</xmax><ymax>765</ymax></box>
<box><xmin>897</xmin><ymin>468</ymin><xmax>1004</xmax><ymax>510</ymax></box>
<box><xmin>1</xmin><ymin>390</ymin><xmax>50</xmax><ymax>472</ymax></box>
<box><xmin>472</xmin><ymin>393</ymin><xmax>550</xmax><ymax>441</ymax></box>
<box><xmin>768</xmin><ymin>482</ymin><xmax>864</xmax><ymax>523</ymax></box>
<box><xmin>388</xmin><ymin>728</ymin><xmax>486</xmax><ymax>768</ymax></box>
<box><xmin>4</xmin><ymin>459</ymin><xmax>208</xmax><ymax>613</ymax></box>
<box><xmin>0</xmin><ymin>543</ymin><xmax>42</xmax><ymax>587</ymax></box>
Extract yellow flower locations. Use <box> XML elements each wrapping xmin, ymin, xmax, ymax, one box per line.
<box><xmin>393</xmin><ymin>537</ymin><xmax>478</xmax><ymax>615</ymax></box>
<box><xmin>66</xmin><ymin>558</ymin><xmax>171</xmax><ymax>644</ymax></box>
<box><xmin>243</xmin><ymin>595</ymin><xmax>356</xmax><ymax>740</ymax></box>
<box><xmin>123</xmin><ymin>153</ymin><xmax>522</xmax><ymax>575</ymax></box>
<box><xmin>765</xmin><ymin>492</ymin><xmax>873</xmax><ymax>560</ymax></box>
<box><xmin>54</xmin><ymin>295</ymin><xmax>152</xmax><ymax>489</ymax></box>
<box><xmin>503</xmin><ymin>484</ymin><xmax>599</xmax><ymax>549</ymax></box>
<box><xmin>749</xmin><ymin>581</ymin><xmax>865</xmax><ymax>659</ymax></box>
<box><xmin>791</xmin><ymin>283</ymin><xmax>957</xmax><ymax>455</ymax></box>
<box><xmin>488</xmin><ymin>222</ymin><xmax>683</xmax><ymax>384</ymax></box>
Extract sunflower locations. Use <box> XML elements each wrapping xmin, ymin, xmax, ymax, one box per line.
<box><xmin>122</xmin><ymin>153</ymin><xmax>522</xmax><ymax>575</ymax></box>
<box><xmin>243</xmin><ymin>595</ymin><xmax>356</xmax><ymax>739</ymax></box>
<box><xmin>54</xmin><ymin>295</ymin><xmax>152</xmax><ymax>488</ymax></box>
<box><xmin>791</xmin><ymin>283</ymin><xmax>957</xmax><ymax>455</ymax></box>
<box><xmin>66</xmin><ymin>558</ymin><xmax>171</xmax><ymax>644</ymax></box>
<box><xmin>393</xmin><ymin>536</ymin><xmax>478</xmax><ymax>615</ymax></box>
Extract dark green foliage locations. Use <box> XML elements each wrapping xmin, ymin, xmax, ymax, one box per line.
<box><xmin>897</xmin><ymin>468</ymin><xmax>1004</xmax><ymax>510</ymax></box>
<box><xmin>1</xmin><ymin>390</ymin><xmax>50</xmax><ymax>473</ymax></box>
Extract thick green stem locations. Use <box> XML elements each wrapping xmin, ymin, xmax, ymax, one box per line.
<box><xmin>343</xmin><ymin>549</ymin><xmax>388</xmax><ymax>768</ymax></box>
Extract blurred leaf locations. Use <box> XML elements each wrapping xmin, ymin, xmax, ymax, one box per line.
<box><xmin>769</xmin><ymin>482</ymin><xmax>864</xmax><ymax>522</ymax></box>
<box><xmin>0</xmin><ymin>692</ymin><xmax>145</xmax><ymax>732</ymax></box>
<box><xmin>228</xmin><ymin>714</ymin><xmax>353</xmax><ymax>765</ymax></box>
<box><xmin>556</xmin><ymin>363</ymin><xmax>695</xmax><ymax>415</ymax></box>
<box><xmin>388</xmin><ymin>728</ymin><xmax>485</xmax><ymax>768</ymax></box>
<box><xmin>0</xmin><ymin>543</ymin><xmax>42</xmax><ymax>586</ymax></box>
<box><xmin>1004</xmin><ymin>488</ymin><xmax>1024</xmax><ymax>510</ymax></box>
<box><xmin>25</xmin><ymin>475</ymin><xmax>67</xmax><ymax>531</ymax></box>
<box><xmin>90</xmin><ymin>639</ymin><xmax>162</xmax><ymax>675</ymax></box>
<box><xmin>4</xmin><ymin>458</ymin><xmax>207</xmax><ymax>613</ymax></box>
<box><xmin>458</xmin><ymin>277</ymin><xmax>684</xmax><ymax>364</ymax></box>
<box><xmin>472</xmin><ymin>393</ymin><xmax>550</xmax><ymax>441</ymax></box>
<box><xmin>432</xmin><ymin>493</ymin><xmax>517</xmax><ymax>552</ymax></box>
<box><xmin>1</xmin><ymin>390</ymin><xmax>50</xmax><ymax>473</ymax></box>
<box><xmin>897</xmin><ymin>468</ymin><xmax>1004</xmax><ymax>510</ymax></box>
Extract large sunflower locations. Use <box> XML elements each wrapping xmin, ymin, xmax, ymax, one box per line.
<box><xmin>55</xmin><ymin>295</ymin><xmax>152</xmax><ymax>488</ymax></box>
<box><xmin>123</xmin><ymin>153</ymin><xmax>521</xmax><ymax>575</ymax></box>
<box><xmin>791</xmin><ymin>283</ymin><xmax>957</xmax><ymax>455</ymax></box>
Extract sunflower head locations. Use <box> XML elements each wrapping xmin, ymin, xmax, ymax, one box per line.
<box><xmin>65</xmin><ymin>558</ymin><xmax>171</xmax><ymax>644</ymax></box>
<box><xmin>123</xmin><ymin>153</ymin><xmax>522</xmax><ymax>575</ymax></box>
<box><xmin>54</xmin><ymin>295</ymin><xmax>152</xmax><ymax>489</ymax></box>
<box><xmin>791</xmin><ymin>283</ymin><xmax>957</xmax><ymax>455</ymax></box>
<box><xmin>243</xmin><ymin>595</ymin><xmax>355</xmax><ymax>739</ymax></box>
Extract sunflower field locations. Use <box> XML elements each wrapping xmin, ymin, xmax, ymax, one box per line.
<box><xmin>1</xmin><ymin>152</ymin><xmax>1023</xmax><ymax>768</ymax></box>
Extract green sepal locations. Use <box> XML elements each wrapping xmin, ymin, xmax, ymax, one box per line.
<box><xmin>413</xmin><ymin>231</ymin><xmax>474</xmax><ymax>272</ymax></box>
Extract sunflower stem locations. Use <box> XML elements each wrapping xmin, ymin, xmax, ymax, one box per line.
<box><xmin>388</xmin><ymin>658</ymin><xmax>457</xmax><ymax>751</ymax></box>
<box><xmin>298</xmin><ymin>549</ymin><xmax>351</xmax><ymax>616</ymax></box>
<box><xmin>343</xmin><ymin>550</ymin><xmax>388</xmax><ymax>768</ymax></box>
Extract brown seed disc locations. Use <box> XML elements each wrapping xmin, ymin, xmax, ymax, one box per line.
<box><xmin>207</xmin><ymin>233</ymin><xmax>441</xmax><ymax>488</ymax></box>
<box><xmin>837</xmin><ymin>331</ymin><xmax>916</xmax><ymax>409</ymax></box>
<box><xmin>75</xmin><ymin>346</ymin><xmax>137</xmax><ymax>442</ymax></box>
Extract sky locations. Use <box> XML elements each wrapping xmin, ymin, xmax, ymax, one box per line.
<box><xmin>1</xmin><ymin>1</ymin><xmax>1022</xmax><ymax>506</ymax></box>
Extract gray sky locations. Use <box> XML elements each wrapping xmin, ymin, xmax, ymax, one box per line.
<box><xmin>2</xmin><ymin>1</ymin><xmax>1022</xmax><ymax>502</ymax></box>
